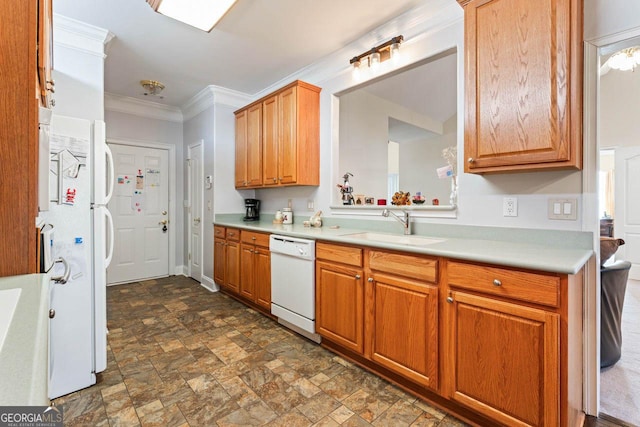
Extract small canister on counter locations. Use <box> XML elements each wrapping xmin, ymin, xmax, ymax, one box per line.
<box><xmin>282</xmin><ymin>207</ymin><xmax>293</xmax><ymax>224</ymax></box>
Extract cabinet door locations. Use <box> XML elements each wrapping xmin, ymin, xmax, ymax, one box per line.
<box><xmin>278</xmin><ymin>86</ymin><xmax>297</xmax><ymax>184</ymax></box>
<box><xmin>316</xmin><ymin>261</ymin><xmax>364</xmax><ymax>354</ymax></box>
<box><xmin>225</xmin><ymin>241</ymin><xmax>240</xmax><ymax>294</ymax></box>
<box><xmin>254</xmin><ymin>246</ymin><xmax>271</xmax><ymax>310</ymax></box>
<box><xmin>213</xmin><ymin>238</ymin><xmax>226</xmax><ymax>285</ymax></box>
<box><xmin>368</xmin><ymin>273</ymin><xmax>438</xmax><ymax>390</ymax></box>
<box><xmin>446</xmin><ymin>291</ymin><xmax>559</xmax><ymax>427</ymax></box>
<box><xmin>37</xmin><ymin>0</ymin><xmax>53</xmax><ymax>107</ymax></box>
<box><xmin>246</xmin><ymin>103</ymin><xmax>263</xmax><ymax>187</ymax></box>
<box><xmin>463</xmin><ymin>0</ymin><xmax>581</xmax><ymax>173</ymax></box>
<box><xmin>262</xmin><ymin>95</ymin><xmax>279</xmax><ymax>186</ymax></box>
<box><xmin>239</xmin><ymin>244</ymin><xmax>255</xmax><ymax>300</ymax></box>
<box><xmin>234</xmin><ymin>110</ymin><xmax>248</xmax><ymax>188</ymax></box>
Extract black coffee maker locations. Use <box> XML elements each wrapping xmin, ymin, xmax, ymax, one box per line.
<box><xmin>244</xmin><ymin>198</ymin><xmax>260</xmax><ymax>221</ymax></box>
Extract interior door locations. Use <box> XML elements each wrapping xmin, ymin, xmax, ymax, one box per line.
<box><xmin>107</xmin><ymin>144</ymin><xmax>169</xmax><ymax>284</ymax></box>
<box><xmin>188</xmin><ymin>142</ymin><xmax>203</xmax><ymax>282</ymax></box>
<box><xmin>614</xmin><ymin>146</ymin><xmax>640</xmax><ymax>280</ymax></box>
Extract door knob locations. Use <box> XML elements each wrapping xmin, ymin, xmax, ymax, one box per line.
<box><xmin>194</xmin><ymin>217</ymin><xmax>201</xmax><ymax>224</ymax></box>
<box><xmin>159</xmin><ymin>219</ymin><xmax>168</xmax><ymax>225</ymax></box>
<box><xmin>49</xmin><ymin>309</ymin><xmax>56</xmax><ymax>319</ymax></box>
<box><xmin>162</xmin><ymin>210</ymin><xmax>167</xmax><ymax>215</ymax></box>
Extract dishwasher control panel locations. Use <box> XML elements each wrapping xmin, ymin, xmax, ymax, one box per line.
<box><xmin>269</xmin><ymin>235</ymin><xmax>315</xmax><ymax>260</ymax></box>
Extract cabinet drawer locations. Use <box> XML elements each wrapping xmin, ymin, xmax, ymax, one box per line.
<box><xmin>241</xmin><ymin>230</ymin><xmax>270</xmax><ymax>247</ymax></box>
<box><xmin>317</xmin><ymin>242</ymin><xmax>363</xmax><ymax>267</ymax></box>
<box><xmin>214</xmin><ymin>225</ymin><xmax>226</xmax><ymax>239</ymax></box>
<box><xmin>368</xmin><ymin>251</ymin><xmax>438</xmax><ymax>283</ymax></box>
<box><xmin>226</xmin><ymin>228</ymin><xmax>240</xmax><ymax>242</ymax></box>
<box><xmin>447</xmin><ymin>261</ymin><xmax>560</xmax><ymax>308</ymax></box>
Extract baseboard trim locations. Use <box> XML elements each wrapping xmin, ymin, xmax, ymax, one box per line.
<box><xmin>200</xmin><ymin>275</ymin><xmax>219</xmax><ymax>292</ymax></box>
<box><xmin>175</xmin><ymin>265</ymin><xmax>187</xmax><ymax>276</ymax></box>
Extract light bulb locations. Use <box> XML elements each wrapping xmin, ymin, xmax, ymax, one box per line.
<box><xmin>370</xmin><ymin>50</ymin><xmax>381</xmax><ymax>69</ymax></box>
<box><xmin>390</xmin><ymin>42</ymin><xmax>401</xmax><ymax>63</ymax></box>
<box><xmin>352</xmin><ymin>60</ymin><xmax>362</xmax><ymax>80</ymax></box>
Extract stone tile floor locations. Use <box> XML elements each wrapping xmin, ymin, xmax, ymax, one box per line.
<box><xmin>53</xmin><ymin>276</ymin><xmax>470</xmax><ymax>427</ymax></box>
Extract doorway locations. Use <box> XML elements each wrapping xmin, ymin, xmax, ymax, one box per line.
<box><xmin>187</xmin><ymin>141</ymin><xmax>203</xmax><ymax>282</ymax></box>
<box><xmin>107</xmin><ymin>142</ymin><xmax>172</xmax><ymax>284</ymax></box>
<box><xmin>595</xmin><ymin>36</ymin><xmax>640</xmax><ymax>425</ymax></box>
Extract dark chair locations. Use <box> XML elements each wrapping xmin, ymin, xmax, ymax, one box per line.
<box><xmin>600</xmin><ymin>260</ymin><xmax>631</xmax><ymax>368</ymax></box>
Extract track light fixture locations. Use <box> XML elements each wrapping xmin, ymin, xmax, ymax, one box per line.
<box><xmin>350</xmin><ymin>35</ymin><xmax>404</xmax><ymax>77</ymax></box>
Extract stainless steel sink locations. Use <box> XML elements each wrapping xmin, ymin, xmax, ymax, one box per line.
<box><xmin>342</xmin><ymin>232</ymin><xmax>444</xmax><ymax>247</ymax></box>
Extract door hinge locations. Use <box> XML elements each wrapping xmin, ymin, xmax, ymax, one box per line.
<box><xmin>188</xmin><ymin>253</ymin><xmax>191</xmax><ymax>261</ymax></box>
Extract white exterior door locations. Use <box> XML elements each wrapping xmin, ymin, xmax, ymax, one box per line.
<box><xmin>107</xmin><ymin>144</ymin><xmax>170</xmax><ymax>284</ymax></box>
<box><xmin>188</xmin><ymin>142</ymin><xmax>203</xmax><ymax>282</ymax></box>
<box><xmin>615</xmin><ymin>146</ymin><xmax>640</xmax><ymax>280</ymax></box>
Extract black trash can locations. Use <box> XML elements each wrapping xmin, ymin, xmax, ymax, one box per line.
<box><xmin>600</xmin><ymin>260</ymin><xmax>631</xmax><ymax>368</ymax></box>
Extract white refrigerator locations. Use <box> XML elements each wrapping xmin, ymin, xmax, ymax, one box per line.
<box><xmin>41</xmin><ymin>114</ymin><xmax>114</xmax><ymax>399</ymax></box>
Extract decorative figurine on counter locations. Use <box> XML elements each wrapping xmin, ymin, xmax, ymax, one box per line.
<box><xmin>310</xmin><ymin>210</ymin><xmax>323</xmax><ymax>227</ymax></box>
<box><xmin>391</xmin><ymin>191</ymin><xmax>412</xmax><ymax>206</ymax></box>
<box><xmin>337</xmin><ymin>172</ymin><xmax>354</xmax><ymax>205</ymax></box>
<box><xmin>412</xmin><ymin>192</ymin><xmax>426</xmax><ymax>205</ymax></box>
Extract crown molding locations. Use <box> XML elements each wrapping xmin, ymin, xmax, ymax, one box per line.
<box><xmin>105</xmin><ymin>92</ymin><xmax>183</xmax><ymax>123</ymax></box>
<box><xmin>252</xmin><ymin>0</ymin><xmax>462</xmax><ymax>98</ymax></box>
<box><xmin>53</xmin><ymin>14</ymin><xmax>114</xmax><ymax>58</ymax></box>
<box><xmin>182</xmin><ymin>85</ymin><xmax>252</xmax><ymax>121</ymax></box>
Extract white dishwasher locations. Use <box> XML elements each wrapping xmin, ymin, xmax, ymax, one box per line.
<box><xmin>270</xmin><ymin>235</ymin><xmax>321</xmax><ymax>343</ymax></box>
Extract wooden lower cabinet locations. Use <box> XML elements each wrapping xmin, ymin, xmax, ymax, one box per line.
<box><xmin>213</xmin><ymin>227</ymin><xmax>240</xmax><ymax>294</ymax></box>
<box><xmin>368</xmin><ymin>272</ymin><xmax>438</xmax><ymax>390</ymax></box>
<box><xmin>316</xmin><ymin>260</ymin><xmax>364</xmax><ymax>354</ymax></box>
<box><xmin>315</xmin><ymin>241</ymin><xmax>585</xmax><ymax>427</ymax></box>
<box><xmin>224</xmin><ymin>240</ymin><xmax>240</xmax><ymax>294</ymax></box>
<box><xmin>239</xmin><ymin>231</ymin><xmax>271</xmax><ymax>311</ymax></box>
<box><xmin>213</xmin><ymin>237</ymin><xmax>226</xmax><ymax>284</ymax></box>
<box><xmin>445</xmin><ymin>291</ymin><xmax>560</xmax><ymax>427</ymax></box>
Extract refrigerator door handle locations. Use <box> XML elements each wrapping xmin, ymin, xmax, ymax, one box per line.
<box><xmin>104</xmin><ymin>143</ymin><xmax>115</xmax><ymax>205</ymax></box>
<box><xmin>104</xmin><ymin>208</ymin><xmax>114</xmax><ymax>268</ymax></box>
<box><xmin>51</xmin><ymin>257</ymin><xmax>71</xmax><ymax>284</ymax></box>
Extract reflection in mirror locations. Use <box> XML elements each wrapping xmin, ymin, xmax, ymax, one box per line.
<box><xmin>338</xmin><ymin>48</ymin><xmax>457</xmax><ymax>207</ymax></box>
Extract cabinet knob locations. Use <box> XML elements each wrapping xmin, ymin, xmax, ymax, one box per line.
<box><xmin>468</xmin><ymin>157</ymin><xmax>475</xmax><ymax>163</ymax></box>
<box><xmin>252</xmin><ymin>236</ymin><xmax>256</xmax><ymax>240</ymax></box>
<box><xmin>493</xmin><ymin>279</ymin><xmax>502</xmax><ymax>286</ymax></box>
<box><xmin>49</xmin><ymin>309</ymin><xmax>56</xmax><ymax>319</ymax></box>
<box><xmin>273</xmin><ymin>178</ymin><xmax>277</xmax><ymax>183</ymax></box>
<box><xmin>368</xmin><ymin>277</ymin><xmax>374</xmax><ymax>282</ymax></box>
<box><xmin>355</xmin><ymin>274</ymin><xmax>361</xmax><ymax>279</ymax></box>
<box><xmin>446</xmin><ymin>297</ymin><xmax>454</xmax><ymax>304</ymax></box>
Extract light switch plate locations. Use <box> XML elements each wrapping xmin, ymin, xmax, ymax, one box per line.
<box><xmin>548</xmin><ymin>198</ymin><xmax>577</xmax><ymax>220</ymax></box>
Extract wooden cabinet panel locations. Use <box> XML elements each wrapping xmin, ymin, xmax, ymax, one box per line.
<box><xmin>0</xmin><ymin>0</ymin><xmax>40</xmax><ymax>277</ymax></box>
<box><xmin>316</xmin><ymin>242</ymin><xmax>363</xmax><ymax>267</ymax></box>
<box><xmin>368</xmin><ymin>250</ymin><xmax>438</xmax><ymax>283</ymax></box>
<box><xmin>368</xmin><ymin>273</ymin><xmax>439</xmax><ymax>390</ymax></box>
<box><xmin>226</xmin><ymin>228</ymin><xmax>240</xmax><ymax>242</ymax></box>
<box><xmin>316</xmin><ymin>260</ymin><xmax>364</xmax><ymax>354</ymax></box>
<box><xmin>225</xmin><ymin>240</ymin><xmax>240</xmax><ymax>294</ymax></box>
<box><xmin>448</xmin><ymin>261</ymin><xmax>560</xmax><ymax>307</ymax></box>
<box><xmin>246</xmin><ymin>103</ymin><xmax>263</xmax><ymax>187</ymax></box>
<box><xmin>213</xmin><ymin>238</ymin><xmax>226</xmax><ymax>285</ymax></box>
<box><xmin>278</xmin><ymin>86</ymin><xmax>297</xmax><ymax>184</ymax></box>
<box><xmin>262</xmin><ymin>95</ymin><xmax>279</xmax><ymax>186</ymax></box>
<box><xmin>37</xmin><ymin>0</ymin><xmax>53</xmax><ymax>107</ymax></box>
<box><xmin>241</xmin><ymin>230</ymin><xmax>270</xmax><ymax>247</ymax></box>
<box><xmin>446</xmin><ymin>291</ymin><xmax>559</xmax><ymax>427</ymax></box>
<box><xmin>234</xmin><ymin>110</ymin><xmax>248</xmax><ymax>188</ymax></box>
<box><xmin>254</xmin><ymin>247</ymin><xmax>271</xmax><ymax>311</ymax></box>
<box><xmin>240</xmin><ymin>244</ymin><xmax>255</xmax><ymax>300</ymax></box>
<box><xmin>461</xmin><ymin>0</ymin><xmax>582</xmax><ymax>173</ymax></box>
<box><xmin>214</xmin><ymin>225</ymin><xmax>226</xmax><ymax>239</ymax></box>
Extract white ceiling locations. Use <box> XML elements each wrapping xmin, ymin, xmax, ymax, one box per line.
<box><xmin>54</xmin><ymin>0</ymin><xmax>426</xmax><ymax>107</ymax></box>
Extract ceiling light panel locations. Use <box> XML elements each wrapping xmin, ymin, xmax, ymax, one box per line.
<box><xmin>157</xmin><ymin>0</ymin><xmax>237</xmax><ymax>32</ymax></box>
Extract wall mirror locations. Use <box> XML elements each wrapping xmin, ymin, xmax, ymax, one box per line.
<box><xmin>336</xmin><ymin>48</ymin><xmax>458</xmax><ymax>211</ymax></box>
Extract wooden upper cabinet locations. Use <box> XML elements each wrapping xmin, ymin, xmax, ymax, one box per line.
<box><xmin>459</xmin><ymin>0</ymin><xmax>582</xmax><ymax>173</ymax></box>
<box><xmin>235</xmin><ymin>110</ymin><xmax>248</xmax><ymax>188</ymax></box>
<box><xmin>37</xmin><ymin>0</ymin><xmax>54</xmax><ymax>108</ymax></box>
<box><xmin>246</xmin><ymin>103</ymin><xmax>263</xmax><ymax>187</ymax></box>
<box><xmin>234</xmin><ymin>80</ymin><xmax>320</xmax><ymax>189</ymax></box>
<box><xmin>262</xmin><ymin>95</ymin><xmax>279</xmax><ymax>186</ymax></box>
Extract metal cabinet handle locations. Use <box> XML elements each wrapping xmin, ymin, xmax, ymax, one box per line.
<box><xmin>446</xmin><ymin>297</ymin><xmax>454</xmax><ymax>304</ymax></box>
<box><xmin>355</xmin><ymin>274</ymin><xmax>361</xmax><ymax>279</ymax></box>
<box><xmin>251</xmin><ymin>236</ymin><xmax>256</xmax><ymax>240</ymax></box>
<box><xmin>493</xmin><ymin>279</ymin><xmax>502</xmax><ymax>287</ymax></box>
<box><xmin>273</xmin><ymin>178</ymin><xmax>277</xmax><ymax>183</ymax></box>
<box><xmin>368</xmin><ymin>277</ymin><xmax>373</xmax><ymax>282</ymax></box>
<box><xmin>468</xmin><ymin>157</ymin><xmax>475</xmax><ymax>163</ymax></box>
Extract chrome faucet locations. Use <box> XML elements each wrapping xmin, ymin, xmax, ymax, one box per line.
<box><xmin>382</xmin><ymin>209</ymin><xmax>411</xmax><ymax>235</ymax></box>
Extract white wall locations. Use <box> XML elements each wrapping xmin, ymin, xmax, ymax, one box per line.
<box><xmin>600</xmin><ymin>69</ymin><xmax>640</xmax><ymax>148</ymax></box>
<box><xmin>104</xmin><ymin>110</ymin><xmax>185</xmax><ymax>271</ymax></box>
<box><xmin>584</xmin><ymin>0</ymin><xmax>640</xmax><ymax>42</ymax></box>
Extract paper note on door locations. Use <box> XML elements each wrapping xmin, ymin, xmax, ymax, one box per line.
<box><xmin>131</xmin><ymin>192</ymin><xmax>145</xmax><ymax>212</ymax></box>
<box><xmin>136</xmin><ymin>175</ymin><xmax>144</xmax><ymax>190</ymax></box>
<box><xmin>146</xmin><ymin>169</ymin><xmax>160</xmax><ymax>187</ymax></box>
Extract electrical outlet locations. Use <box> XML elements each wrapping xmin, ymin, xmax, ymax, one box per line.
<box><xmin>307</xmin><ymin>200</ymin><xmax>314</xmax><ymax>211</ymax></box>
<box><xmin>503</xmin><ymin>197</ymin><xmax>518</xmax><ymax>217</ymax></box>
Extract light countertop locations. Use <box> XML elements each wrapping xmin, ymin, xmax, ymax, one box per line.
<box><xmin>0</xmin><ymin>274</ymin><xmax>50</xmax><ymax>406</ymax></box>
<box><xmin>214</xmin><ymin>215</ymin><xmax>593</xmax><ymax>275</ymax></box>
